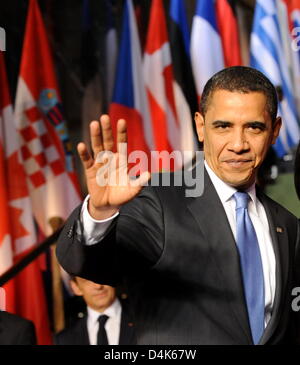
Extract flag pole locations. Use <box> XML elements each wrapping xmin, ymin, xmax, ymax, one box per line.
<box><xmin>49</xmin><ymin>217</ymin><xmax>65</xmax><ymax>334</ymax></box>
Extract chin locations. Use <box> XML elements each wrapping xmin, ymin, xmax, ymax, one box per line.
<box><xmin>223</xmin><ymin>174</ymin><xmax>254</xmax><ymax>189</ymax></box>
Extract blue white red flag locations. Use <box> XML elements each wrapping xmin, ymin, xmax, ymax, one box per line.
<box><xmin>191</xmin><ymin>0</ymin><xmax>224</xmax><ymax>99</ymax></box>
<box><xmin>109</xmin><ymin>0</ymin><xmax>154</xmax><ymax>173</ymax></box>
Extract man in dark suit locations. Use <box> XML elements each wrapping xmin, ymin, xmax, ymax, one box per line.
<box><xmin>56</xmin><ymin>66</ymin><xmax>300</xmax><ymax>345</ymax></box>
<box><xmin>0</xmin><ymin>311</ymin><xmax>37</xmax><ymax>345</ymax></box>
<box><xmin>55</xmin><ymin>277</ymin><xmax>136</xmax><ymax>345</ymax></box>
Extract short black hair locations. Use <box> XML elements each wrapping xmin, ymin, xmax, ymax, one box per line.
<box><xmin>200</xmin><ymin>66</ymin><xmax>278</xmax><ymax>123</ymax></box>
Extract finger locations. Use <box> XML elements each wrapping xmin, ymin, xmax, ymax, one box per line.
<box><xmin>77</xmin><ymin>142</ymin><xmax>94</xmax><ymax>169</ymax></box>
<box><xmin>90</xmin><ymin>120</ymin><xmax>104</xmax><ymax>156</ymax></box>
<box><xmin>117</xmin><ymin>119</ymin><xmax>127</xmax><ymax>147</ymax></box>
<box><xmin>100</xmin><ymin>115</ymin><xmax>114</xmax><ymax>151</ymax></box>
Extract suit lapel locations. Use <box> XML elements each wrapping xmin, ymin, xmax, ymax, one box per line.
<box><xmin>119</xmin><ymin>307</ymin><xmax>136</xmax><ymax>345</ymax></box>
<box><xmin>186</xmin><ymin>170</ymin><xmax>252</xmax><ymax>343</ymax></box>
<box><xmin>75</xmin><ymin>317</ymin><xmax>90</xmax><ymax>345</ymax></box>
<box><xmin>256</xmin><ymin>191</ymin><xmax>289</xmax><ymax>344</ymax></box>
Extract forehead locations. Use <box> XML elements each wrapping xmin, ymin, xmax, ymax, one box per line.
<box><xmin>205</xmin><ymin>90</ymin><xmax>269</xmax><ymax>118</ymax></box>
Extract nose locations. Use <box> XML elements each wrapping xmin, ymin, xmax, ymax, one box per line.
<box><xmin>228</xmin><ymin>129</ymin><xmax>249</xmax><ymax>153</ymax></box>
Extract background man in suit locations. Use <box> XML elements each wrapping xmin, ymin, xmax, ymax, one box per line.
<box><xmin>55</xmin><ymin>277</ymin><xmax>136</xmax><ymax>345</ymax></box>
<box><xmin>0</xmin><ymin>311</ymin><xmax>36</xmax><ymax>345</ymax></box>
<box><xmin>57</xmin><ymin>66</ymin><xmax>300</xmax><ymax>345</ymax></box>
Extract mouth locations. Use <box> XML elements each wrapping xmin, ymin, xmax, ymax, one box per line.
<box><xmin>94</xmin><ymin>291</ymin><xmax>108</xmax><ymax>298</ymax></box>
<box><xmin>223</xmin><ymin>159</ymin><xmax>253</xmax><ymax>168</ymax></box>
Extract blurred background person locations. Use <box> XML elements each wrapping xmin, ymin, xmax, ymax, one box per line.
<box><xmin>54</xmin><ymin>276</ymin><xmax>136</xmax><ymax>345</ymax></box>
<box><xmin>0</xmin><ymin>311</ymin><xmax>37</xmax><ymax>345</ymax></box>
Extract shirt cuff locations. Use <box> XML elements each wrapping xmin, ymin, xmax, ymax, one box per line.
<box><xmin>80</xmin><ymin>195</ymin><xmax>119</xmax><ymax>246</ymax></box>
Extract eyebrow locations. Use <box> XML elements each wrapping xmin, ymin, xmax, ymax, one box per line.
<box><xmin>244</xmin><ymin>121</ymin><xmax>267</xmax><ymax>129</ymax></box>
<box><xmin>211</xmin><ymin>120</ymin><xmax>232</xmax><ymax>127</ymax></box>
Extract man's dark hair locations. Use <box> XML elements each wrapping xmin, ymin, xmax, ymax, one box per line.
<box><xmin>200</xmin><ymin>66</ymin><xmax>278</xmax><ymax>123</ymax></box>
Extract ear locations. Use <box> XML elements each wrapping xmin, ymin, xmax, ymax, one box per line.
<box><xmin>271</xmin><ymin>117</ymin><xmax>282</xmax><ymax>145</ymax></box>
<box><xmin>194</xmin><ymin>112</ymin><xmax>205</xmax><ymax>143</ymax></box>
<box><xmin>70</xmin><ymin>279</ymin><xmax>83</xmax><ymax>296</ymax></box>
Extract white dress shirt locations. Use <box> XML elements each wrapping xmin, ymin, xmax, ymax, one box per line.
<box><xmin>80</xmin><ymin>195</ymin><xmax>119</xmax><ymax>246</ymax></box>
<box><xmin>81</xmin><ymin>162</ymin><xmax>276</xmax><ymax>327</ymax></box>
<box><xmin>87</xmin><ymin>298</ymin><xmax>122</xmax><ymax>345</ymax></box>
<box><xmin>205</xmin><ymin>161</ymin><xmax>276</xmax><ymax>327</ymax></box>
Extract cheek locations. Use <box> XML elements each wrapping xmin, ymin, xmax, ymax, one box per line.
<box><xmin>206</xmin><ymin>138</ymin><xmax>224</xmax><ymax>158</ymax></box>
<box><xmin>253</xmin><ymin>139</ymin><xmax>269</xmax><ymax>159</ymax></box>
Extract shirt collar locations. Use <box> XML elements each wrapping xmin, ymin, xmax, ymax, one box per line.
<box><xmin>204</xmin><ymin>161</ymin><xmax>258</xmax><ymax>212</ymax></box>
<box><xmin>87</xmin><ymin>298</ymin><xmax>121</xmax><ymax>325</ymax></box>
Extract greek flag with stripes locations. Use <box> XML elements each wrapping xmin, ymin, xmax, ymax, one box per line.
<box><xmin>250</xmin><ymin>0</ymin><xmax>300</xmax><ymax>157</ymax></box>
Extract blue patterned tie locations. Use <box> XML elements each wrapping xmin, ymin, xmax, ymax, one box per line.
<box><xmin>234</xmin><ymin>192</ymin><xmax>265</xmax><ymax>345</ymax></box>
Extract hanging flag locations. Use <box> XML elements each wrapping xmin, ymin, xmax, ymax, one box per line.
<box><xmin>169</xmin><ymin>0</ymin><xmax>199</xmax><ymax>154</ymax></box>
<box><xmin>144</xmin><ymin>0</ymin><xmax>185</xmax><ymax>170</ymax></box>
<box><xmin>0</xmin><ymin>143</ymin><xmax>14</xmax><ymax>312</ymax></box>
<box><xmin>250</xmin><ymin>0</ymin><xmax>300</xmax><ymax>157</ymax></box>
<box><xmin>14</xmin><ymin>0</ymin><xmax>82</xmax><ymax>236</ymax></box>
<box><xmin>285</xmin><ymin>0</ymin><xmax>300</xmax><ymax>116</ymax></box>
<box><xmin>191</xmin><ymin>0</ymin><xmax>224</xmax><ymax>99</ymax></box>
<box><xmin>215</xmin><ymin>0</ymin><xmax>242</xmax><ymax>67</ymax></box>
<box><xmin>286</xmin><ymin>0</ymin><xmax>300</xmax><ymax>31</ymax></box>
<box><xmin>0</xmin><ymin>51</ymin><xmax>52</xmax><ymax>344</ymax></box>
<box><xmin>0</xmin><ymin>52</ymin><xmax>15</xmax><ymax>313</ymax></box>
<box><xmin>109</xmin><ymin>0</ymin><xmax>154</xmax><ymax>173</ymax></box>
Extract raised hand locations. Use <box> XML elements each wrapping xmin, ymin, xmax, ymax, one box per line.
<box><xmin>77</xmin><ymin>115</ymin><xmax>150</xmax><ymax>220</ymax></box>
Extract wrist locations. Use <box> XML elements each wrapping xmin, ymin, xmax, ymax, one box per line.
<box><xmin>88</xmin><ymin>201</ymin><xmax>119</xmax><ymax>220</ymax></box>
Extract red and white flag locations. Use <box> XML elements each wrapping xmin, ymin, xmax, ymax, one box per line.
<box><xmin>143</xmin><ymin>0</ymin><xmax>187</xmax><ymax>170</ymax></box>
<box><xmin>0</xmin><ymin>52</ymin><xmax>15</xmax><ymax>312</ymax></box>
<box><xmin>14</xmin><ymin>0</ymin><xmax>81</xmax><ymax>236</ymax></box>
<box><xmin>215</xmin><ymin>0</ymin><xmax>242</xmax><ymax>67</ymax></box>
<box><xmin>0</xmin><ymin>51</ymin><xmax>52</xmax><ymax>344</ymax></box>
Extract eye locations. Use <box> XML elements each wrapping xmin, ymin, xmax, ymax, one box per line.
<box><xmin>247</xmin><ymin>124</ymin><xmax>266</xmax><ymax>133</ymax></box>
<box><xmin>214</xmin><ymin>122</ymin><xmax>231</xmax><ymax>130</ymax></box>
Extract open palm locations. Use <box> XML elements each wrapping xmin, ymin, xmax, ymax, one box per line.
<box><xmin>77</xmin><ymin>115</ymin><xmax>150</xmax><ymax>220</ymax></box>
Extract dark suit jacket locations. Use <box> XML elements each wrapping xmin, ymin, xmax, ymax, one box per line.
<box><xmin>56</xmin><ymin>170</ymin><xmax>300</xmax><ymax>345</ymax></box>
<box><xmin>54</xmin><ymin>303</ymin><xmax>136</xmax><ymax>345</ymax></box>
<box><xmin>0</xmin><ymin>311</ymin><xmax>37</xmax><ymax>345</ymax></box>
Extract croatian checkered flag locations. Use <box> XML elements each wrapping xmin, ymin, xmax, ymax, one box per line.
<box><xmin>250</xmin><ymin>0</ymin><xmax>300</xmax><ymax>157</ymax></box>
<box><xmin>14</xmin><ymin>0</ymin><xmax>81</xmax><ymax>236</ymax></box>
